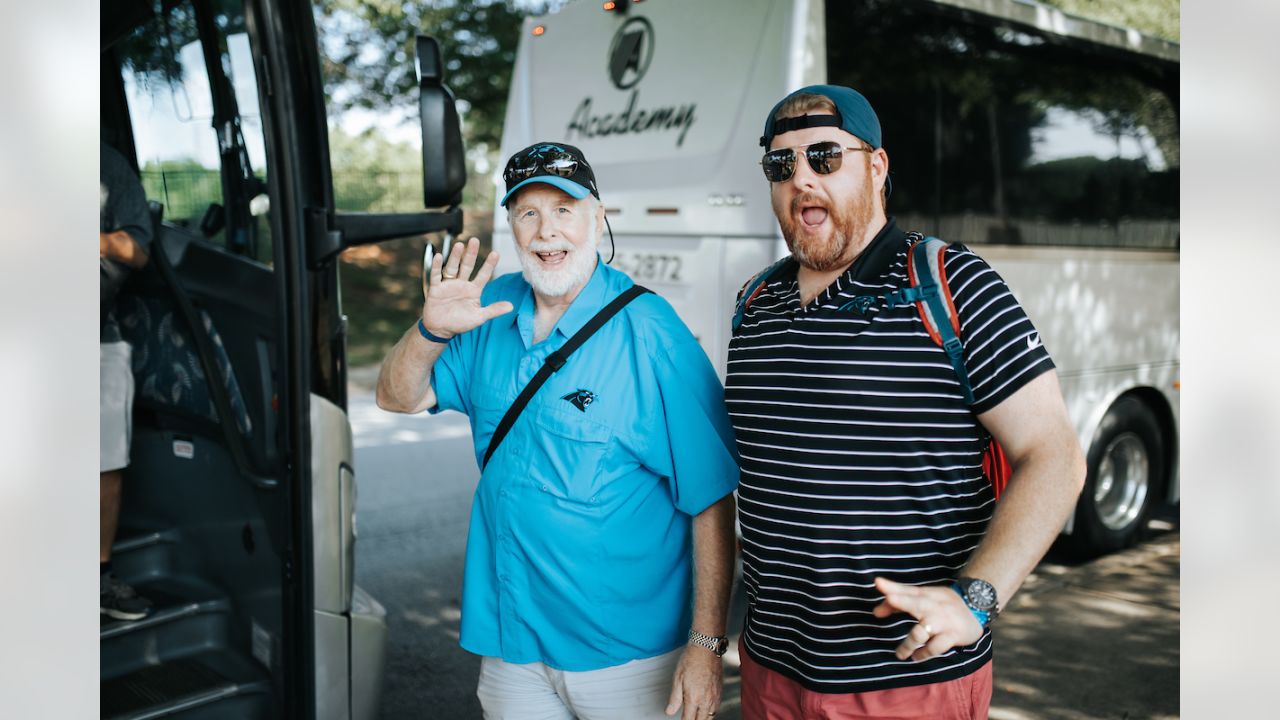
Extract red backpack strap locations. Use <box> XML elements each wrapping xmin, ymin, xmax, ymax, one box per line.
<box><xmin>904</xmin><ymin>235</ymin><xmax>962</xmax><ymax>345</ymax></box>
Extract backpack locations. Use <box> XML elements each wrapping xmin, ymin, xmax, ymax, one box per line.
<box><xmin>731</xmin><ymin>234</ymin><xmax>1013</xmax><ymax>498</ymax></box>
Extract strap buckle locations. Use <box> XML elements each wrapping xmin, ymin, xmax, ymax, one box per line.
<box><xmin>885</xmin><ymin>282</ymin><xmax>938</xmax><ymax>309</ymax></box>
<box><xmin>942</xmin><ymin>336</ymin><xmax>964</xmax><ymax>358</ymax></box>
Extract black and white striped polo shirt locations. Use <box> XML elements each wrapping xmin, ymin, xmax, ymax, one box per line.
<box><xmin>726</xmin><ymin>219</ymin><xmax>1054</xmax><ymax>693</ymax></box>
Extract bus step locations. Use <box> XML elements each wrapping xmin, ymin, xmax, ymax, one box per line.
<box><xmin>109</xmin><ymin>526</ymin><xmax>182</xmax><ymax>583</ymax></box>
<box><xmin>101</xmin><ymin>652</ymin><xmax>270</xmax><ymax>720</ymax></box>
<box><xmin>101</xmin><ymin>575</ymin><xmax>232</xmax><ymax>680</ymax></box>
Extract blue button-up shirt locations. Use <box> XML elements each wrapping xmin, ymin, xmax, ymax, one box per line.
<box><xmin>430</xmin><ymin>260</ymin><xmax>739</xmax><ymax>671</ymax></box>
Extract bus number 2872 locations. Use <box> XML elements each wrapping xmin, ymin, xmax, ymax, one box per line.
<box><xmin>613</xmin><ymin>252</ymin><xmax>684</xmax><ymax>283</ymax></box>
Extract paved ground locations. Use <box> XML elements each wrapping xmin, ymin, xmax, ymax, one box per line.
<box><xmin>986</xmin><ymin>526</ymin><xmax>1180</xmax><ymax>720</ymax></box>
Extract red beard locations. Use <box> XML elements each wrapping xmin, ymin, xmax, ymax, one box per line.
<box><xmin>776</xmin><ymin>185</ymin><xmax>876</xmax><ymax>273</ymax></box>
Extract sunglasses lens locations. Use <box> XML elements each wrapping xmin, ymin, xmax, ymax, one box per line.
<box><xmin>761</xmin><ymin>150</ymin><xmax>796</xmax><ymax>182</ymax></box>
<box><xmin>806</xmin><ymin>141</ymin><xmax>844</xmax><ymax>175</ymax></box>
<box><xmin>543</xmin><ymin>153</ymin><xmax>578</xmax><ymax>177</ymax></box>
<box><xmin>503</xmin><ymin>163</ymin><xmax>536</xmax><ymax>183</ymax></box>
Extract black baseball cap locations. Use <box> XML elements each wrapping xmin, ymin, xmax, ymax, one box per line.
<box><xmin>500</xmin><ymin>142</ymin><xmax>601</xmax><ymax>207</ymax></box>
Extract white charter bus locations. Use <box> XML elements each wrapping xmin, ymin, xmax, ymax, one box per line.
<box><xmin>493</xmin><ymin>0</ymin><xmax>1179</xmax><ymax>558</ymax></box>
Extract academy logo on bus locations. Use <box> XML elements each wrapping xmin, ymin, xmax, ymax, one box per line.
<box><xmin>608</xmin><ymin>17</ymin><xmax>653</xmax><ymax>90</ymax></box>
<box><xmin>564</xmin><ymin>15</ymin><xmax>697</xmax><ymax>147</ymax></box>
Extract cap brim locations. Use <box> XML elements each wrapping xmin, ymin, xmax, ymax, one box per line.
<box><xmin>500</xmin><ymin>176</ymin><xmax>591</xmax><ymax>207</ymax></box>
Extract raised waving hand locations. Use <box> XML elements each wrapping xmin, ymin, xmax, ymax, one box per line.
<box><xmin>421</xmin><ymin>237</ymin><xmax>514</xmax><ymax>339</ymax></box>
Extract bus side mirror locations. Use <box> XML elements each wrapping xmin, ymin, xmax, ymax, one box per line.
<box><xmin>313</xmin><ymin>35</ymin><xmax>466</xmax><ymax>267</ymax></box>
<box><xmin>417</xmin><ymin>35</ymin><xmax>466</xmax><ymax>208</ymax></box>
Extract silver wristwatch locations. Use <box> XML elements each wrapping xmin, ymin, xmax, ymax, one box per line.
<box><xmin>953</xmin><ymin>576</ymin><xmax>1001</xmax><ymax>627</ymax></box>
<box><xmin>688</xmin><ymin>629</ymin><xmax>729</xmax><ymax>657</ymax></box>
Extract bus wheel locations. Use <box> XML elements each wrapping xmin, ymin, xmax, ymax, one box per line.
<box><xmin>1067</xmin><ymin>397</ymin><xmax>1164</xmax><ymax>559</ymax></box>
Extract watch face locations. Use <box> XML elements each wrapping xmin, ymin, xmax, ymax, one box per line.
<box><xmin>715</xmin><ymin>637</ymin><xmax>729</xmax><ymax>655</ymax></box>
<box><xmin>964</xmin><ymin>579</ymin><xmax>998</xmax><ymax>612</ymax></box>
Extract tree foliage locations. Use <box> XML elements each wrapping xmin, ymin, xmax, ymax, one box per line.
<box><xmin>327</xmin><ymin>128</ymin><xmax>426</xmax><ymax>212</ymax></box>
<box><xmin>317</xmin><ymin>0</ymin><xmax>554</xmax><ymax>149</ymax></box>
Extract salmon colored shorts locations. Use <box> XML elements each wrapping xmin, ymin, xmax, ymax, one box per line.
<box><xmin>739</xmin><ymin>647</ymin><xmax>992</xmax><ymax>720</ymax></box>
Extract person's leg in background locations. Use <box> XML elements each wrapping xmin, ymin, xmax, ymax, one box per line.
<box><xmin>100</xmin><ymin>340</ymin><xmax>150</xmax><ymax>621</ymax></box>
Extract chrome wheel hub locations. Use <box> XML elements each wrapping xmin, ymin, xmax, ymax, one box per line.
<box><xmin>1094</xmin><ymin>432</ymin><xmax>1150</xmax><ymax>531</ymax></box>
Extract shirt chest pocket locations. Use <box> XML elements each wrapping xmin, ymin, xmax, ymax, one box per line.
<box><xmin>525</xmin><ymin>404</ymin><xmax>613</xmax><ymax>504</ymax></box>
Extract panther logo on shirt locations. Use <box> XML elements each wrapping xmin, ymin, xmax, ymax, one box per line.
<box><xmin>837</xmin><ymin>295</ymin><xmax>877</xmax><ymax>316</ymax></box>
<box><xmin>561</xmin><ymin>389</ymin><xmax>598</xmax><ymax>413</ymax></box>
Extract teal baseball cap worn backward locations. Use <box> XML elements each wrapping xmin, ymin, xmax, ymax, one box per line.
<box><xmin>759</xmin><ymin>84</ymin><xmax>890</xmax><ymax>198</ymax></box>
<box><xmin>759</xmin><ymin>84</ymin><xmax>882</xmax><ymax>150</ymax></box>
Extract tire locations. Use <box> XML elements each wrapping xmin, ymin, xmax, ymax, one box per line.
<box><xmin>1066</xmin><ymin>396</ymin><xmax>1164</xmax><ymax>559</ymax></box>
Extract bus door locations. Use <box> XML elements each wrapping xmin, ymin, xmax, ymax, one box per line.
<box><xmin>100</xmin><ymin>0</ymin><xmax>466</xmax><ymax>717</ymax></box>
<box><xmin>102</xmin><ymin>1</ymin><xmax>296</xmax><ymax>716</ymax></box>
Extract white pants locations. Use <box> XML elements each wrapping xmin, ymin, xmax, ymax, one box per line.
<box><xmin>100</xmin><ymin>341</ymin><xmax>133</xmax><ymax>473</ymax></box>
<box><xmin>476</xmin><ymin>648</ymin><xmax>682</xmax><ymax>720</ymax></box>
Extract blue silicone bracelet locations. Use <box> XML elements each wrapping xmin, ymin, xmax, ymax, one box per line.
<box><xmin>417</xmin><ymin>319</ymin><xmax>451</xmax><ymax>344</ymax></box>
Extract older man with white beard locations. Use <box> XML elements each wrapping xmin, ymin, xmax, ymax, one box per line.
<box><xmin>376</xmin><ymin>142</ymin><xmax>739</xmax><ymax>720</ymax></box>
<box><xmin>726</xmin><ymin>86</ymin><xmax>1085</xmax><ymax>719</ymax></box>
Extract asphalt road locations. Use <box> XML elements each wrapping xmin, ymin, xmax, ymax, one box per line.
<box><xmin>348</xmin><ymin>388</ymin><xmax>484</xmax><ymax>719</ymax></box>
<box><xmin>349</xmin><ymin>383</ymin><xmax>1179</xmax><ymax>720</ymax></box>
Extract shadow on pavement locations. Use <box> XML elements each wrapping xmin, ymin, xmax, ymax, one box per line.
<box><xmin>990</xmin><ymin>530</ymin><xmax>1179</xmax><ymax>719</ymax></box>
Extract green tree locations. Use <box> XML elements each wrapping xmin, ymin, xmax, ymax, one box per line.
<box><xmin>328</xmin><ymin>127</ymin><xmax>424</xmax><ymax>212</ymax></box>
<box><xmin>138</xmin><ymin>157</ymin><xmax>221</xmax><ymax>223</ymax></box>
<box><xmin>317</xmin><ymin>0</ymin><xmax>559</xmax><ymax>150</ymax></box>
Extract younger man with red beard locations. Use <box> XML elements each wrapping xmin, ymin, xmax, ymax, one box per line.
<box><xmin>376</xmin><ymin>142</ymin><xmax>738</xmax><ymax>720</ymax></box>
<box><xmin>726</xmin><ymin>86</ymin><xmax>1085</xmax><ymax>718</ymax></box>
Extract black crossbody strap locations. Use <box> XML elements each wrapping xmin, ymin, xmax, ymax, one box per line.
<box><xmin>482</xmin><ymin>284</ymin><xmax>652</xmax><ymax>468</ymax></box>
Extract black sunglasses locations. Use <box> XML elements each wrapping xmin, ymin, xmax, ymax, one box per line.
<box><xmin>503</xmin><ymin>149</ymin><xmax>579</xmax><ymax>184</ymax></box>
<box><xmin>760</xmin><ymin>140</ymin><xmax>873</xmax><ymax>182</ymax></box>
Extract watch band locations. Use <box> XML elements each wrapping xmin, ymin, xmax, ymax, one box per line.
<box><xmin>953</xmin><ymin>587</ymin><xmax>991</xmax><ymax>627</ymax></box>
<box><xmin>687</xmin><ymin>629</ymin><xmax>728</xmax><ymax>657</ymax></box>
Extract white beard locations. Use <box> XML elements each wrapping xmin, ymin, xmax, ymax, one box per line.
<box><xmin>517</xmin><ymin>236</ymin><xmax>600</xmax><ymax>298</ymax></box>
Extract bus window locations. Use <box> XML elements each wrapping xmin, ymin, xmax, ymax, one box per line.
<box><xmin>827</xmin><ymin>0</ymin><xmax>1178</xmax><ymax>250</ymax></box>
<box><xmin>118</xmin><ymin>0</ymin><xmax>273</xmax><ymax>265</ymax></box>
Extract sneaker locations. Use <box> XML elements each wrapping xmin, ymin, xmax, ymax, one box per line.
<box><xmin>100</xmin><ymin>572</ymin><xmax>152</xmax><ymax>621</ymax></box>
